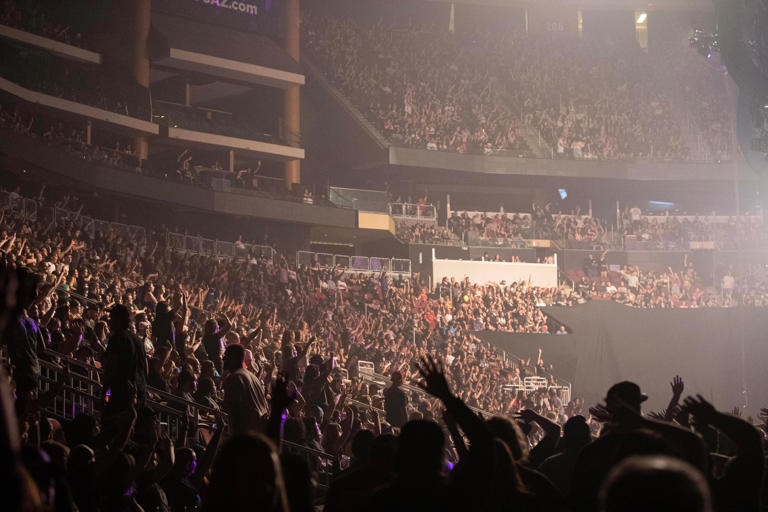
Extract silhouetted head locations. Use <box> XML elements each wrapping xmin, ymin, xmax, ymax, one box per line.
<box><xmin>397</xmin><ymin>420</ymin><xmax>445</xmax><ymax>476</ymax></box>
<box><xmin>204</xmin><ymin>319</ymin><xmax>218</xmax><ymax>337</ymax></box>
<box><xmin>108</xmin><ymin>304</ymin><xmax>131</xmax><ymax>332</ymax></box>
<box><xmin>196</xmin><ymin>377</ymin><xmax>216</xmax><ymax>398</ymax></box>
<box><xmin>223</xmin><ymin>344</ymin><xmax>245</xmax><ymax>372</ymax></box>
<box><xmin>12</xmin><ymin>267</ymin><xmax>40</xmax><ymax>312</ymax></box>
<box><xmin>606</xmin><ymin>381</ymin><xmax>647</xmax><ymax>414</ymax></box>
<box><xmin>155</xmin><ymin>301</ymin><xmax>170</xmax><ymax>317</ymax></box>
<box><xmin>202</xmin><ymin>434</ymin><xmax>289</xmax><ymax>512</ymax></box>
<box><xmin>351</xmin><ymin>429</ymin><xmax>376</xmax><ymax>462</ymax></box>
<box><xmin>600</xmin><ymin>455</ymin><xmax>712</xmax><ymax>512</ymax></box>
<box><xmin>371</xmin><ymin>433</ymin><xmax>398</xmax><ymax>472</ymax></box>
<box><xmin>486</xmin><ymin>416</ymin><xmax>529</xmax><ymax>463</ymax></box>
<box><xmin>563</xmin><ymin>415</ymin><xmax>592</xmax><ymax>450</ymax></box>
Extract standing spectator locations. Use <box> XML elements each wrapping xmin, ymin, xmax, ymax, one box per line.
<box><xmin>384</xmin><ymin>371</ymin><xmax>408</xmax><ymax>429</ymax></box>
<box><xmin>721</xmin><ymin>271</ymin><xmax>735</xmax><ymax>300</ymax></box>
<box><xmin>202</xmin><ymin>315</ymin><xmax>232</xmax><ymax>375</ymax></box>
<box><xmin>102</xmin><ymin>304</ymin><xmax>148</xmax><ymax>421</ymax></box>
<box><xmin>630</xmin><ymin>205</ymin><xmax>643</xmax><ymax>233</ymax></box>
<box><xmin>538</xmin><ymin>415</ymin><xmax>592</xmax><ymax>495</ymax></box>
<box><xmin>2</xmin><ymin>267</ymin><xmax>43</xmax><ymax>408</ymax></box>
<box><xmin>222</xmin><ymin>344</ymin><xmax>269</xmax><ymax>435</ymax></box>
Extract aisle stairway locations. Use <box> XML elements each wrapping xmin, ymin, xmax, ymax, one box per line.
<box><xmin>519</xmin><ymin>124</ymin><xmax>553</xmax><ymax>159</ymax></box>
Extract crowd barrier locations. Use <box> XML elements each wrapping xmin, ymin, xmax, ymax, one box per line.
<box><xmin>296</xmin><ymin>250</ymin><xmax>411</xmax><ymax>275</ymax></box>
<box><xmin>389</xmin><ymin>202</ymin><xmax>437</xmax><ymax>222</ymax></box>
<box><xmin>167</xmin><ymin>232</ymin><xmax>274</xmax><ymax>262</ymax></box>
<box><xmin>357</xmin><ymin>359</ymin><xmax>571</xmax><ymax>417</ymax></box>
<box><xmin>432</xmin><ymin>254</ymin><xmax>559</xmax><ymax>289</ymax></box>
<box><xmin>329</xmin><ymin>186</ymin><xmax>389</xmax><ymax>212</ymax></box>
<box><xmin>0</xmin><ymin>347</ymin><xmax>342</xmax><ymax>493</ymax></box>
<box><xmin>0</xmin><ymin>190</ymin><xmax>276</xmax><ymax>263</ymax></box>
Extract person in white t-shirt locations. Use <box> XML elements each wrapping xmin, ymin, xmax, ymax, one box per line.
<box><xmin>721</xmin><ymin>271</ymin><xmax>735</xmax><ymax>298</ymax></box>
<box><xmin>630</xmin><ymin>206</ymin><xmax>642</xmax><ymax>234</ymax></box>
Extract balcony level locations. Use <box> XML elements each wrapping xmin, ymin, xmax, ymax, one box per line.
<box><xmin>150</xmin><ymin>13</ymin><xmax>304</xmax><ymax>89</ymax></box>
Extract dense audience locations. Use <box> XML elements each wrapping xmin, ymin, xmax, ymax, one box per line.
<box><xmin>1</xmin><ymin>184</ymin><xmax>767</xmax><ymax>511</ymax></box>
<box><xmin>398</xmin><ymin>202</ymin><xmax>761</xmax><ymax>254</ymax></box>
<box><xmin>1</xmin><ymin>4</ymin><xmax>765</xmax><ymax>509</ymax></box>
<box><xmin>0</xmin><ymin>183</ymin><xmax>573</xmax><ymax>416</ymax></box>
<box><xmin>722</xmin><ymin>265</ymin><xmax>768</xmax><ymax>307</ymax></box>
<box><xmin>577</xmin><ymin>262</ymin><xmax>719</xmax><ymax>308</ymax></box>
<box><xmin>303</xmin><ymin>14</ymin><xmax>531</xmax><ymax>156</ymax></box>
<box><xmin>576</xmin><ymin>257</ymin><xmax>768</xmax><ymax>308</ymax></box>
<box><xmin>395</xmin><ymin>220</ymin><xmax>460</xmax><ymax>244</ymax></box>
<box><xmin>302</xmin><ymin>13</ymin><xmax>732</xmax><ymax>161</ymax></box>
<box><xmin>622</xmin><ymin>208</ymin><xmax>766</xmax><ymax>250</ymax></box>
<box><xmin>447</xmin><ymin>211</ymin><xmax>532</xmax><ymax>245</ymax></box>
<box><xmin>0</xmin><ymin>104</ymin><xmax>313</xmax><ymax>202</ymax></box>
<box><xmin>445</xmin><ymin>208</ymin><xmax>609</xmax><ymax>249</ymax></box>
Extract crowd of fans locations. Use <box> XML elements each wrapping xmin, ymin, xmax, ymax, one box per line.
<box><xmin>577</xmin><ymin>262</ymin><xmax>719</xmax><ymax>308</ymax></box>
<box><xmin>721</xmin><ymin>265</ymin><xmax>768</xmax><ymax>307</ymax></box>
<box><xmin>622</xmin><ymin>207</ymin><xmax>766</xmax><ymax>250</ymax></box>
<box><xmin>0</xmin><ymin>183</ymin><xmax>766</xmax><ymax>510</ymax></box>
<box><xmin>396</xmin><ymin>202</ymin><xmax>763</xmax><ymax>254</ymax></box>
<box><xmin>302</xmin><ymin>13</ymin><xmax>730</xmax><ymax>161</ymax></box>
<box><xmin>576</xmin><ymin>256</ymin><xmax>768</xmax><ymax>308</ymax></box>
<box><xmin>1</xmin><ymin>0</ymin><xmax>87</xmax><ymax>47</ymax></box>
<box><xmin>671</xmin><ymin>57</ymin><xmax>735</xmax><ymax>162</ymax></box>
<box><xmin>447</xmin><ymin>211</ymin><xmax>532</xmax><ymax>245</ymax></box>
<box><xmin>394</xmin><ymin>220</ymin><xmax>460</xmax><ymax>245</ymax></box>
<box><xmin>0</xmin><ymin>181</ymin><xmax>576</xmax><ymax>417</ymax></box>
<box><xmin>303</xmin><ymin>14</ymin><xmax>532</xmax><ymax>156</ymax></box>
<box><xmin>2</xmin><ymin>249</ymin><xmax>766</xmax><ymax>512</ymax></box>
<box><xmin>395</xmin><ymin>205</ymin><xmax>609</xmax><ymax>250</ymax></box>
<box><xmin>0</xmin><ymin>104</ymin><xmax>316</xmax><ymax>204</ymax></box>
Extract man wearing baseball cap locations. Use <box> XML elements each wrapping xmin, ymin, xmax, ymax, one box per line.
<box><xmin>570</xmin><ymin>379</ymin><xmax>705</xmax><ymax>512</ymax></box>
<box><xmin>605</xmin><ymin>381</ymin><xmax>648</xmax><ymax>415</ymax></box>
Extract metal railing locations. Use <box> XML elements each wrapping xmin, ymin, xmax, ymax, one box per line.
<box><xmin>282</xmin><ymin>441</ymin><xmax>340</xmax><ymax>490</ymax></box>
<box><xmin>0</xmin><ymin>190</ymin><xmax>275</xmax><ymax>264</ymax></box>
<box><xmin>356</xmin><ymin>361</ymin><xmax>495</xmax><ymax>419</ymax></box>
<box><xmin>167</xmin><ymin>232</ymin><xmax>274</xmax><ymax>263</ymax></box>
<box><xmin>388</xmin><ymin>202</ymin><xmax>437</xmax><ymax>222</ymax></box>
<box><xmin>329</xmin><ymin>187</ymin><xmax>389</xmax><ymax>213</ymax></box>
<box><xmin>296</xmin><ymin>250</ymin><xmax>411</xmax><ymax>276</ymax></box>
<box><xmin>0</xmin><ymin>191</ymin><xmax>148</xmax><ymax>243</ymax></box>
<box><xmin>3</xmin><ymin>346</ymin><xmax>347</xmax><ymax>486</ymax></box>
<box><xmin>36</xmin><ymin>349</ymin><xmax>222</xmax><ymax>431</ymax></box>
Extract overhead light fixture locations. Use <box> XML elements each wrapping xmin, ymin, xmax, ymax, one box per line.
<box><xmin>636</xmin><ymin>13</ymin><xmax>647</xmax><ymax>24</ymax></box>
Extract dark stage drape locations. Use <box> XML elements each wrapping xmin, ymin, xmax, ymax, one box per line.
<box><xmin>479</xmin><ymin>302</ymin><xmax>768</xmax><ymax>418</ymax></box>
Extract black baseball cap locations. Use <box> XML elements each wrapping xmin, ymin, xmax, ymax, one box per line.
<box><xmin>606</xmin><ymin>381</ymin><xmax>648</xmax><ymax>410</ymax></box>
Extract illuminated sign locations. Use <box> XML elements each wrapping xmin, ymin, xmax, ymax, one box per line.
<box><xmin>192</xmin><ymin>0</ymin><xmax>258</xmax><ymax>16</ymax></box>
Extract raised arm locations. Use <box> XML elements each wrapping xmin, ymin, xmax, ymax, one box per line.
<box><xmin>265</xmin><ymin>375</ymin><xmax>296</xmax><ymax>446</ymax></box>
<box><xmin>415</xmin><ymin>355</ymin><xmax>492</xmax><ymax>453</ymax></box>
<box><xmin>663</xmin><ymin>375</ymin><xmax>684</xmax><ymax>422</ymax></box>
<box><xmin>683</xmin><ymin>394</ymin><xmax>764</xmax><ymax>504</ymax></box>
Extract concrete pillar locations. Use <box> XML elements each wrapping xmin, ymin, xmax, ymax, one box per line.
<box><xmin>86</xmin><ymin>120</ymin><xmax>92</xmax><ymax>145</ymax></box>
<box><xmin>229</xmin><ymin>150</ymin><xmax>235</xmax><ymax>173</ymax></box>
<box><xmin>283</xmin><ymin>0</ymin><xmax>301</xmax><ymax>190</ymax></box>
<box><xmin>130</xmin><ymin>0</ymin><xmax>151</xmax><ymax>162</ymax></box>
<box><xmin>185</xmin><ymin>80</ymin><xmax>191</xmax><ymax>107</ymax></box>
